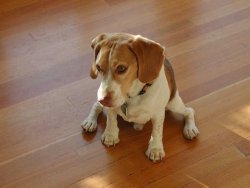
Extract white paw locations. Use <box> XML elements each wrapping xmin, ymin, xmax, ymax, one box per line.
<box><xmin>183</xmin><ymin>123</ymin><xmax>199</xmax><ymax>140</ymax></box>
<box><xmin>81</xmin><ymin>118</ymin><xmax>98</xmax><ymax>132</ymax></box>
<box><xmin>146</xmin><ymin>143</ymin><xmax>165</xmax><ymax>162</ymax></box>
<box><xmin>133</xmin><ymin>123</ymin><xmax>144</xmax><ymax>131</ymax></box>
<box><xmin>101</xmin><ymin>131</ymin><xmax>119</xmax><ymax>147</ymax></box>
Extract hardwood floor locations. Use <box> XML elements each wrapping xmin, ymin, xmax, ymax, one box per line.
<box><xmin>0</xmin><ymin>0</ymin><xmax>249</xmax><ymax>187</ymax></box>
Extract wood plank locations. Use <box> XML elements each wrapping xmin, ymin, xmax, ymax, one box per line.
<box><xmin>0</xmin><ymin>0</ymin><xmax>249</xmax><ymax>187</ymax></box>
<box><xmin>1</xmin><ymin>5</ymin><xmax>249</xmax><ymax>107</ymax></box>
<box><xmin>0</xmin><ymin>79</ymin><xmax>247</xmax><ymax>188</ymax></box>
<box><xmin>71</xmin><ymin>79</ymin><xmax>250</xmax><ymax>188</ymax></box>
<box><xmin>0</xmin><ymin>78</ymin><xmax>98</xmax><ymax>163</ymax></box>
<box><xmin>172</xmin><ymin>27</ymin><xmax>250</xmax><ymax>102</ymax></box>
<box><xmin>144</xmin><ymin>146</ymin><xmax>247</xmax><ymax>188</ymax></box>
<box><xmin>0</xmin><ymin>53</ymin><xmax>92</xmax><ymax>109</ymax></box>
<box><xmin>190</xmin><ymin>0</ymin><xmax>250</xmax><ymax>25</ymax></box>
<box><xmin>167</xmin><ymin>15</ymin><xmax>250</xmax><ymax>57</ymax></box>
<box><xmin>234</xmin><ymin>139</ymin><xmax>250</xmax><ymax>156</ymax></box>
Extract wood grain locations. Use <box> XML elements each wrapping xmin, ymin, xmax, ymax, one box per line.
<box><xmin>0</xmin><ymin>0</ymin><xmax>249</xmax><ymax>187</ymax></box>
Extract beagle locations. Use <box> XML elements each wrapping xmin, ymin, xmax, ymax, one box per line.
<box><xmin>82</xmin><ymin>33</ymin><xmax>199</xmax><ymax>162</ymax></box>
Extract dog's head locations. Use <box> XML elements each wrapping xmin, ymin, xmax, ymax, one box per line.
<box><xmin>90</xmin><ymin>33</ymin><xmax>165</xmax><ymax>108</ymax></box>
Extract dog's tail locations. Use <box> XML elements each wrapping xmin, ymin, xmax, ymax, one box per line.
<box><xmin>164</xmin><ymin>58</ymin><xmax>177</xmax><ymax>101</ymax></box>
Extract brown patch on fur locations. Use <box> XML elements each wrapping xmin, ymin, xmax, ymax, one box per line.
<box><xmin>97</xmin><ymin>47</ymin><xmax>110</xmax><ymax>78</ymax></box>
<box><xmin>90</xmin><ymin>33</ymin><xmax>134</xmax><ymax>79</ymax></box>
<box><xmin>90</xmin><ymin>33</ymin><xmax>138</xmax><ymax>98</ymax></box>
<box><xmin>164</xmin><ymin>58</ymin><xmax>177</xmax><ymax>100</ymax></box>
<box><xmin>90</xmin><ymin>46</ymin><xmax>110</xmax><ymax>79</ymax></box>
<box><xmin>90</xmin><ymin>62</ymin><xmax>98</xmax><ymax>79</ymax></box>
<box><xmin>89</xmin><ymin>33</ymin><xmax>166</xmax><ymax>99</ymax></box>
<box><xmin>110</xmin><ymin>43</ymin><xmax>138</xmax><ymax>98</ymax></box>
<box><xmin>129</xmin><ymin>36</ymin><xmax>165</xmax><ymax>83</ymax></box>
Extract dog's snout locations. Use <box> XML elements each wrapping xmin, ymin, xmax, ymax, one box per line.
<box><xmin>98</xmin><ymin>92</ymin><xmax>113</xmax><ymax>107</ymax></box>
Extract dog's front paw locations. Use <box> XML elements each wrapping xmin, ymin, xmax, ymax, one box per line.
<box><xmin>101</xmin><ymin>131</ymin><xmax>119</xmax><ymax>147</ymax></box>
<box><xmin>183</xmin><ymin>123</ymin><xmax>199</xmax><ymax>140</ymax></box>
<box><xmin>146</xmin><ymin>143</ymin><xmax>165</xmax><ymax>162</ymax></box>
<box><xmin>81</xmin><ymin>118</ymin><xmax>98</xmax><ymax>132</ymax></box>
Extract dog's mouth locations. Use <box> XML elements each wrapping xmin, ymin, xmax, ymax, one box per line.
<box><xmin>100</xmin><ymin>101</ymin><xmax>112</xmax><ymax>108</ymax></box>
<box><xmin>99</xmin><ymin>97</ymin><xmax>125</xmax><ymax>109</ymax></box>
<box><xmin>98</xmin><ymin>98</ymin><xmax>112</xmax><ymax>107</ymax></box>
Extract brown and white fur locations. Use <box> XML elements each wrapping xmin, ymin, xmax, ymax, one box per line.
<box><xmin>82</xmin><ymin>33</ymin><xmax>199</xmax><ymax>162</ymax></box>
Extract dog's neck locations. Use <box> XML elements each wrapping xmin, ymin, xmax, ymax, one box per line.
<box><xmin>121</xmin><ymin>82</ymin><xmax>152</xmax><ymax>116</ymax></box>
<box><xmin>127</xmin><ymin>83</ymin><xmax>152</xmax><ymax>98</ymax></box>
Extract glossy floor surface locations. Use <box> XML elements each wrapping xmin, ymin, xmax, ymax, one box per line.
<box><xmin>0</xmin><ymin>0</ymin><xmax>249</xmax><ymax>187</ymax></box>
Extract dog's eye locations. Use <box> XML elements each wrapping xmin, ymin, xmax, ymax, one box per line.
<box><xmin>96</xmin><ymin>65</ymin><xmax>102</xmax><ymax>72</ymax></box>
<box><xmin>116</xmin><ymin>65</ymin><xmax>127</xmax><ymax>74</ymax></box>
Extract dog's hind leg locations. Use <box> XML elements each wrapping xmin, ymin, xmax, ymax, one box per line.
<box><xmin>82</xmin><ymin>101</ymin><xmax>103</xmax><ymax>132</ymax></box>
<box><xmin>167</xmin><ymin>91</ymin><xmax>199</xmax><ymax>139</ymax></box>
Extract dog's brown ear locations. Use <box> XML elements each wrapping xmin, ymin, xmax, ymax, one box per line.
<box><xmin>91</xmin><ymin>33</ymin><xmax>107</xmax><ymax>60</ymax></box>
<box><xmin>90</xmin><ymin>63</ymin><xmax>98</xmax><ymax>79</ymax></box>
<box><xmin>89</xmin><ymin>33</ymin><xmax>107</xmax><ymax>79</ymax></box>
<box><xmin>130</xmin><ymin>36</ymin><xmax>165</xmax><ymax>83</ymax></box>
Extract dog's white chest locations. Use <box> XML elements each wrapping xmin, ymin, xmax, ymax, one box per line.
<box><xmin>117</xmin><ymin>102</ymin><xmax>151</xmax><ymax>124</ymax></box>
<box><xmin>116</xmin><ymin>68</ymin><xmax>169</xmax><ymax>124</ymax></box>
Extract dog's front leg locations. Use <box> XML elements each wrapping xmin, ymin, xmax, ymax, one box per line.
<box><xmin>82</xmin><ymin>101</ymin><xmax>103</xmax><ymax>132</ymax></box>
<box><xmin>146</xmin><ymin>111</ymin><xmax>165</xmax><ymax>162</ymax></box>
<box><xmin>101</xmin><ymin>109</ymin><xmax>120</xmax><ymax>147</ymax></box>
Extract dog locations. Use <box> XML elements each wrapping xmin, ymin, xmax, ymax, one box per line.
<box><xmin>82</xmin><ymin>33</ymin><xmax>199</xmax><ymax>162</ymax></box>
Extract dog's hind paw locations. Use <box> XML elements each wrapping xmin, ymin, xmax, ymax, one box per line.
<box><xmin>183</xmin><ymin>123</ymin><xmax>199</xmax><ymax>140</ymax></box>
<box><xmin>81</xmin><ymin>118</ymin><xmax>98</xmax><ymax>132</ymax></box>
